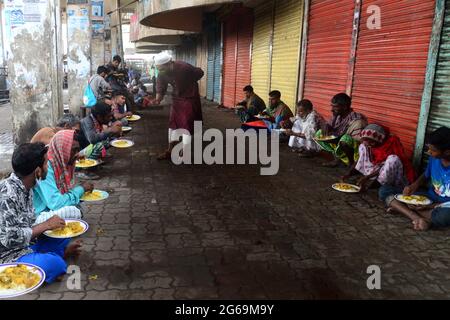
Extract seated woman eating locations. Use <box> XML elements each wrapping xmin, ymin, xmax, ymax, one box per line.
<box><xmin>342</xmin><ymin>124</ymin><xmax>416</xmax><ymax>191</ymax></box>
<box><xmin>33</xmin><ymin>130</ymin><xmax>94</xmax><ymax>224</ymax></box>
<box><xmin>379</xmin><ymin>127</ymin><xmax>450</xmax><ymax>231</ymax></box>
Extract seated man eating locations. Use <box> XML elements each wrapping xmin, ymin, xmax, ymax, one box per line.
<box><xmin>379</xmin><ymin>127</ymin><xmax>450</xmax><ymax>231</ymax></box>
<box><xmin>285</xmin><ymin>99</ymin><xmax>324</xmax><ymax>157</ymax></box>
<box><xmin>235</xmin><ymin>85</ymin><xmax>266</xmax><ymax>123</ymax></box>
<box><xmin>315</xmin><ymin>93</ymin><xmax>367</xmax><ymax>167</ymax></box>
<box><xmin>79</xmin><ymin>101</ymin><xmax>122</xmax><ymax>160</ymax></box>
<box><xmin>33</xmin><ymin>130</ymin><xmax>94</xmax><ymax>224</ymax></box>
<box><xmin>342</xmin><ymin>124</ymin><xmax>416</xmax><ymax>191</ymax></box>
<box><xmin>242</xmin><ymin>90</ymin><xmax>293</xmax><ymax>132</ymax></box>
<box><xmin>111</xmin><ymin>92</ymin><xmax>132</xmax><ymax>125</ymax></box>
<box><xmin>261</xmin><ymin>90</ymin><xmax>293</xmax><ymax>129</ymax></box>
<box><xmin>0</xmin><ymin>143</ymin><xmax>82</xmax><ymax>284</ymax></box>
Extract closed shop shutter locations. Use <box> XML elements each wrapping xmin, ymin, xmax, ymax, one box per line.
<box><xmin>270</xmin><ymin>0</ymin><xmax>303</xmax><ymax>111</ymax></box>
<box><xmin>235</xmin><ymin>14</ymin><xmax>254</xmax><ymax>106</ymax></box>
<box><xmin>251</xmin><ymin>1</ymin><xmax>273</xmax><ymax>100</ymax></box>
<box><xmin>302</xmin><ymin>0</ymin><xmax>355</xmax><ymax>118</ymax></box>
<box><xmin>221</xmin><ymin>7</ymin><xmax>253</xmax><ymax>108</ymax></box>
<box><xmin>351</xmin><ymin>0</ymin><xmax>435</xmax><ymax>157</ymax></box>
<box><xmin>222</xmin><ymin>15</ymin><xmax>238</xmax><ymax>107</ymax></box>
<box><xmin>179</xmin><ymin>38</ymin><xmax>197</xmax><ymax>67</ymax></box>
<box><xmin>427</xmin><ymin>0</ymin><xmax>450</xmax><ymax>135</ymax></box>
<box><xmin>207</xmin><ymin>22</ymin><xmax>216</xmax><ymax>100</ymax></box>
<box><xmin>206</xmin><ymin>19</ymin><xmax>222</xmax><ymax>103</ymax></box>
<box><xmin>213</xmin><ymin>23</ymin><xmax>222</xmax><ymax>103</ymax></box>
<box><xmin>197</xmin><ymin>33</ymin><xmax>208</xmax><ymax>97</ymax></box>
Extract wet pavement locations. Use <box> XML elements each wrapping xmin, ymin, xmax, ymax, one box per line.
<box><xmin>10</xmin><ymin>99</ymin><xmax>450</xmax><ymax>300</ymax></box>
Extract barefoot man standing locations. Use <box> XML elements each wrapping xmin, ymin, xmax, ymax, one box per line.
<box><xmin>152</xmin><ymin>52</ymin><xmax>204</xmax><ymax>160</ymax></box>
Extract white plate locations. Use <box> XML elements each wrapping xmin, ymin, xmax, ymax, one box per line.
<box><xmin>126</xmin><ymin>115</ymin><xmax>141</xmax><ymax>121</ymax></box>
<box><xmin>75</xmin><ymin>159</ymin><xmax>99</xmax><ymax>169</ymax></box>
<box><xmin>111</xmin><ymin>139</ymin><xmax>134</xmax><ymax>148</ymax></box>
<box><xmin>80</xmin><ymin>189</ymin><xmax>109</xmax><ymax>202</ymax></box>
<box><xmin>394</xmin><ymin>194</ymin><xmax>432</xmax><ymax>206</ymax></box>
<box><xmin>121</xmin><ymin>126</ymin><xmax>132</xmax><ymax>132</ymax></box>
<box><xmin>43</xmin><ymin>219</ymin><xmax>89</xmax><ymax>239</ymax></box>
<box><xmin>332</xmin><ymin>183</ymin><xmax>361</xmax><ymax>193</ymax></box>
<box><xmin>0</xmin><ymin>263</ymin><xmax>45</xmax><ymax>299</ymax></box>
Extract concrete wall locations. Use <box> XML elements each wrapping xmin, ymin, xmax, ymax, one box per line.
<box><xmin>3</xmin><ymin>0</ymin><xmax>63</xmax><ymax>144</ymax></box>
<box><xmin>67</xmin><ymin>4</ymin><xmax>91</xmax><ymax>116</ymax></box>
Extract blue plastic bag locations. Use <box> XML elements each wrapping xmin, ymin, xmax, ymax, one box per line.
<box><xmin>82</xmin><ymin>81</ymin><xmax>97</xmax><ymax>108</ymax></box>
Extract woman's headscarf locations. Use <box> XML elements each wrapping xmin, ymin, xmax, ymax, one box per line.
<box><xmin>47</xmin><ymin>130</ymin><xmax>76</xmax><ymax>194</ymax></box>
<box><xmin>361</xmin><ymin>124</ymin><xmax>416</xmax><ymax>183</ymax></box>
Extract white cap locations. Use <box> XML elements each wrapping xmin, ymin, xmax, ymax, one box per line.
<box><xmin>154</xmin><ymin>52</ymin><xmax>172</xmax><ymax>66</ymax></box>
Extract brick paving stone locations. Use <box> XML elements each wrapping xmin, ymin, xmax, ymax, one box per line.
<box><xmin>152</xmin><ymin>288</ymin><xmax>175</xmax><ymax>300</ymax></box>
<box><xmin>22</xmin><ymin>99</ymin><xmax>450</xmax><ymax>300</ymax></box>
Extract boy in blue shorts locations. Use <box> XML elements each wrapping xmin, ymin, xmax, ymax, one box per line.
<box><xmin>379</xmin><ymin>126</ymin><xmax>450</xmax><ymax>231</ymax></box>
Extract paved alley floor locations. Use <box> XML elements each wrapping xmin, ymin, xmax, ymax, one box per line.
<box><xmin>13</xmin><ymin>100</ymin><xmax>450</xmax><ymax>300</ymax></box>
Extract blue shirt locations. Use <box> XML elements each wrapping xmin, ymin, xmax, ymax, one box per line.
<box><xmin>424</xmin><ymin>157</ymin><xmax>450</xmax><ymax>203</ymax></box>
<box><xmin>33</xmin><ymin>162</ymin><xmax>85</xmax><ymax>214</ymax></box>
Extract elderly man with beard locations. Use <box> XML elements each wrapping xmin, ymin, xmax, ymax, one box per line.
<box><xmin>315</xmin><ymin>93</ymin><xmax>367</xmax><ymax>167</ymax></box>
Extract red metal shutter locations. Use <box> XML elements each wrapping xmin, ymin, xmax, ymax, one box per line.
<box><xmin>235</xmin><ymin>12</ymin><xmax>254</xmax><ymax>107</ymax></box>
<box><xmin>351</xmin><ymin>0</ymin><xmax>435</xmax><ymax>157</ymax></box>
<box><xmin>222</xmin><ymin>15</ymin><xmax>238</xmax><ymax>108</ymax></box>
<box><xmin>302</xmin><ymin>0</ymin><xmax>355</xmax><ymax>118</ymax></box>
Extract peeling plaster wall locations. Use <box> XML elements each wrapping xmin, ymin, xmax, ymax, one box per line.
<box><xmin>5</xmin><ymin>0</ymin><xmax>62</xmax><ymax>144</ymax></box>
<box><xmin>67</xmin><ymin>4</ymin><xmax>91</xmax><ymax>116</ymax></box>
<box><xmin>111</xmin><ymin>26</ymin><xmax>119</xmax><ymax>57</ymax></box>
<box><xmin>91</xmin><ymin>38</ymin><xmax>105</xmax><ymax>72</ymax></box>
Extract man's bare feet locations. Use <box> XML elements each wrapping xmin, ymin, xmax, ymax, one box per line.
<box><xmin>64</xmin><ymin>240</ymin><xmax>83</xmax><ymax>259</ymax></box>
<box><xmin>412</xmin><ymin>218</ymin><xmax>431</xmax><ymax>231</ymax></box>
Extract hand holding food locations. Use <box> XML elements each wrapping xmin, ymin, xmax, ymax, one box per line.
<box><xmin>48</xmin><ymin>221</ymin><xmax>84</xmax><ymax>237</ymax></box>
<box><xmin>81</xmin><ymin>182</ymin><xmax>94</xmax><ymax>193</ymax></box>
<box><xmin>45</xmin><ymin>216</ymin><xmax>66</xmax><ymax>231</ymax></box>
<box><xmin>110</xmin><ymin>122</ymin><xmax>123</xmax><ymax>135</ymax></box>
<box><xmin>403</xmin><ymin>183</ymin><xmax>418</xmax><ymax>196</ymax></box>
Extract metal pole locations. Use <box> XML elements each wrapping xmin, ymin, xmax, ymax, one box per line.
<box><xmin>413</xmin><ymin>0</ymin><xmax>446</xmax><ymax>169</ymax></box>
<box><xmin>117</xmin><ymin>0</ymin><xmax>124</xmax><ymax>59</ymax></box>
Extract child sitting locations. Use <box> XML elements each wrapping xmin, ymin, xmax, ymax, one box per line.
<box><xmin>379</xmin><ymin>127</ymin><xmax>450</xmax><ymax>231</ymax></box>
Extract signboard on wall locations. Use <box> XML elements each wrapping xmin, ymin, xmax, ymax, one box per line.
<box><xmin>92</xmin><ymin>20</ymin><xmax>104</xmax><ymax>39</ymax></box>
<box><xmin>67</xmin><ymin>5</ymin><xmax>89</xmax><ymax>32</ymax></box>
<box><xmin>67</xmin><ymin>4</ymin><xmax>90</xmax><ymax>77</ymax></box>
<box><xmin>129</xmin><ymin>14</ymin><xmax>139</xmax><ymax>42</ymax></box>
<box><xmin>3</xmin><ymin>0</ymin><xmax>48</xmax><ymax>58</ymax></box>
<box><xmin>91</xmin><ymin>0</ymin><xmax>104</xmax><ymax>19</ymax></box>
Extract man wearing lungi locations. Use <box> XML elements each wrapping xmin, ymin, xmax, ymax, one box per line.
<box><xmin>153</xmin><ymin>52</ymin><xmax>204</xmax><ymax>160</ymax></box>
